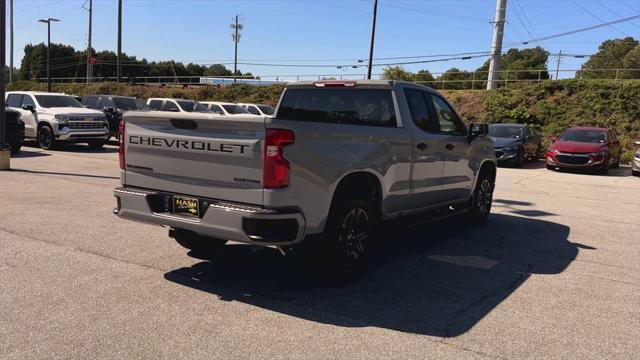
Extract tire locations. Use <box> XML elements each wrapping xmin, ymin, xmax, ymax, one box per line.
<box><xmin>467</xmin><ymin>170</ymin><xmax>495</xmax><ymax>226</ymax></box>
<box><xmin>9</xmin><ymin>141</ymin><xmax>22</xmax><ymax>154</ymax></box>
<box><xmin>515</xmin><ymin>149</ymin><xmax>525</xmax><ymax>167</ymax></box>
<box><xmin>37</xmin><ymin>125</ymin><xmax>57</xmax><ymax>150</ymax></box>
<box><xmin>171</xmin><ymin>228</ymin><xmax>227</xmax><ymax>256</ymax></box>
<box><xmin>323</xmin><ymin>198</ymin><xmax>376</xmax><ymax>280</ymax></box>
<box><xmin>632</xmin><ymin>170</ymin><xmax>640</xmax><ymax>177</ymax></box>
<box><xmin>546</xmin><ymin>164</ymin><xmax>555</xmax><ymax>170</ymax></box>
<box><xmin>611</xmin><ymin>157</ymin><xmax>620</xmax><ymax>169</ymax></box>
<box><xmin>87</xmin><ymin>140</ymin><xmax>105</xmax><ymax>150</ymax></box>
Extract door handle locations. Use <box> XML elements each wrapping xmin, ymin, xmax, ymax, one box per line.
<box><xmin>445</xmin><ymin>143</ymin><xmax>455</xmax><ymax>150</ymax></box>
<box><xmin>416</xmin><ymin>142</ymin><xmax>428</xmax><ymax>151</ymax></box>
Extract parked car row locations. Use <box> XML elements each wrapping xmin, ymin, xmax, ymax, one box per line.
<box><xmin>3</xmin><ymin>91</ymin><xmax>276</xmax><ymax>150</ymax></box>
<box><xmin>487</xmin><ymin>122</ymin><xmax>637</xmax><ymax>176</ymax></box>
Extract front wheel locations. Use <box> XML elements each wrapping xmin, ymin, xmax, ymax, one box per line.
<box><xmin>37</xmin><ymin>125</ymin><xmax>56</xmax><ymax>150</ymax></box>
<box><xmin>467</xmin><ymin>171</ymin><xmax>495</xmax><ymax>225</ymax></box>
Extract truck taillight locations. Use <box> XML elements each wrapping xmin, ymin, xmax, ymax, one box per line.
<box><xmin>118</xmin><ymin>121</ymin><xmax>126</xmax><ymax>170</ymax></box>
<box><xmin>263</xmin><ymin>129</ymin><xmax>294</xmax><ymax>189</ymax></box>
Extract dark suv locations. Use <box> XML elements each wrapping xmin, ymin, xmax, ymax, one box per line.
<box><xmin>81</xmin><ymin>95</ymin><xmax>150</xmax><ymax>139</ymax></box>
<box><xmin>489</xmin><ymin>123</ymin><xmax>542</xmax><ymax>166</ymax></box>
<box><xmin>4</xmin><ymin>108</ymin><xmax>25</xmax><ymax>153</ymax></box>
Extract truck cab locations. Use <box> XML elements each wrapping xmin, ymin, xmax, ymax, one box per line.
<box><xmin>5</xmin><ymin>91</ymin><xmax>109</xmax><ymax>150</ymax></box>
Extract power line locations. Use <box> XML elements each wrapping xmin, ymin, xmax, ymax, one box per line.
<box><xmin>505</xmin><ymin>14</ymin><xmax>640</xmax><ymax>46</ymax></box>
<box><xmin>571</xmin><ymin>0</ymin><xmax>630</xmax><ymax>37</ymax></box>
<box><xmin>597</xmin><ymin>0</ymin><xmax>640</xmax><ymax>29</ymax></box>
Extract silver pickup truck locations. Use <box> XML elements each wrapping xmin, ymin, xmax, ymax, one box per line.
<box><xmin>114</xmin><ymin>80</ymin><xmax>496</xmax><ymax>275</ymax></box>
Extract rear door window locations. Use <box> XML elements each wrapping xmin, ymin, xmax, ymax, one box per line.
<box><xmin>163</xmin><ymin>101</ymin><xmax>179</xmax><ymax>112</ymax></box>
<box><xmin>247</xmin><ymin>105</ymin><xmax>260</xmax><ymax>115</ymax></box>
<box><xmin>6</xmin><ymin>94</ymin><xmax>23</xmax><ymax>108</ymax></box>
<box><xmin>148</xmin><ymin>100</ymin><xmax>162</xmax><ymax>110</ymax></box>
<box><xmin>22</xmin><ymin>95</ymin><xmax>36</xmax><ymax>109</ymax></box>
<box><xmin>404</xmin><ymin>89</ymin><xmax>437</xmax><ymax>132</ymax></box>
<box><xmin>84</xmin><ymin>96</ymin><xmax>98</xmax><ymax>109</ymax></box>
<box><xmin>99</xmin><ymin>97</ymin><xmax>114</xmax><ymax>109</ymax></box>
<box><xmin>277</xmin><ymin>88</ymin><xmax>397</xmax><ymax>127</ymax></box>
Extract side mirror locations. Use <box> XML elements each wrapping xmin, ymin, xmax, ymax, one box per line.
<box><xmin>22</xmin><ymin>104</ymin><xmax>35</xmax><ymax>112</ymax></box>
<box><xmin>103</xmin><ymin>106</ymin><xmax>115</xmax><ymax>114</ymax></box>
<box><xmin>468</xmin><ymin>123</ymin><xmax>488</xmax><ymax>142</ymax></box>
<box><xmin>550</xmin><ymin>135</ymin><xmax>559</xmax><ymax>142</ymax></box>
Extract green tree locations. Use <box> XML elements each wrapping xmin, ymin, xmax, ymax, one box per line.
<box><xmin>621</xmin><ymin>45</ymin><xmax>640</xmax><ymax>79</ymax></box>
<box><xmin>476</xmin><ymin>47</ymin><xmax>550</xmax><ymax>84</ymax></box>
<box><xmin>204</xmin><ymin>64</ymin><xmax>233</xmax><ymax>77</ymax></box>
<box><xmin>415</xmin><ymin>69</ymin><xmax>435</xmax><ymax>83</ymax></box>
<box><xmin>381</xmin><ymin>66</ymin><xmax>415</xmax><ymax>81</ymax></box>
<box><xmin>437</xmin><ymin>68</ymin><xmax>475</xmax><ymax>90</ymax></box>
<box><xmin>578</xmin><ymin>37</ymin><xmax>639</xmax><ymax>79</ymax></box>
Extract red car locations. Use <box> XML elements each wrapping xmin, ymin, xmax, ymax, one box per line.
<box><xmin>546</xmin><ymin>127</ymin><xmax>621</xmax><ymax>174</ymax></box>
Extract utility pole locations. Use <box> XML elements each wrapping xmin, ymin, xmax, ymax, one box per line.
<box><xmin>84</xmin><ymin>0</ymin><xmax>93</xmax><ymax>84</ymax></box>
<box><xmin>367</xmin><ymin>0</ymin><xmax>378</xmax><ymax>80</ymax></box>
<box><xmin>555</xmin><ymin>50</ymin><xmax>563</xmax><ymax>80</ymax></box>
<box><xmin>1</xmin><ymin>0</ymin><xmax>9</xmax><ymax>169</ymax></box>
<box><xmin>117</xmin><ymin>0</ymin><xmax>122</xmax><ymax>83</ymax></box>
<box><xmin>38</xmin><ymin>17</ymin><xmax>60</xmax><ymax>92</ymax></box>
<box><xmin>231</xmin><ymin>15</ymin><xmax>243</xmax><ymax>83</ymax></box>
<box><xmin>9</xmin><ymin>0</ymin><xmax>13</xmax><ymax>83</ymax></box>
<box><xmin>487</xmin><ymin>0</ymin><xmax>507</xmax><ymax>90</ymax></box>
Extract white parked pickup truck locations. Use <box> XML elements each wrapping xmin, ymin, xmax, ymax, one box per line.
<box><xmin>5</xmin><ymin>91</ymin><xmax>109</xmax><ymax>150</ymax></box>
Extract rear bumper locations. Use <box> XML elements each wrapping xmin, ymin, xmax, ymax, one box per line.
<box><xmin>113</xmin><ymin>186</ymin><xmax>306</xmax><ymax>245</ymax></box>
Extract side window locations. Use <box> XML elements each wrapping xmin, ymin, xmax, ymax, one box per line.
<box><xmin>148</xmin><ymin>100</ymin><xmax>162</xmax><ymax>110</ymax></box>
<box><xmin>428</xmin><ymin>94</ymin><xmax>466</xmax><ymax>135</ymax></box>
<box><xmin>84</xmin><ymin>96</ymin><xmax>98</xmax><ymax>109</ymax></box>
<box><xmin>163</xmin><ymin>101</ymin><xmax>179</xmax><ymax>112</ymax></box>
<box><xmin>404</xmin><ymin>89</ymin><xmax>437</xmax><ymax>132</ymax></box>
<box><xmin>99</xmin><ymin>97</ymin><xmax>114</xmax><ymax>109</ymax></box>
<box><xmin>6</xmin><ymin>94</ymin><xmax>23</xmax><ymax>108</ymax></box>
<box><xmin>22</xmin><ymin>95</ymin><xmax>36</xmax><ymax>109</ymax></box>
<box><xmin>210</xmin><ymin>105</ymin><xmax>224</xmax><ymax>114</ymax></box>
<box><xmin>247</xmin><ymin>106</ymin><xmax>260</xmax><ymax>115</ymax></box>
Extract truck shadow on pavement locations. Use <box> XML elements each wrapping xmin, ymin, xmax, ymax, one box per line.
<box><xmin>164</xmin><ymin>213</ymin><xmax>585</xmax><ymax>337</ymax></box>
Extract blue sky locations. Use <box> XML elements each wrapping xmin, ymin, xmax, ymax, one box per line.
<box><xmin>6</xmin><ymin>0</ymin><xmax>640</xmax><ymax>80</ymax></box>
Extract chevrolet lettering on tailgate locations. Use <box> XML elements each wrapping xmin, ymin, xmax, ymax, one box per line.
<box><xmin>129</xmin><ymin>135</ymin><xmax>250</xmax><ymax>154</ymax></box>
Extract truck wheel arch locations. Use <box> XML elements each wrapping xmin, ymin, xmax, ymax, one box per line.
<box><xmin>328</xmin><ymin>171</ymin><xmax>384</xmax><ymax>220</ymax></box>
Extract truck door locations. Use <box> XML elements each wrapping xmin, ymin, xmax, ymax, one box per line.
<box><xmin>426</xmin><ymin>93</ymin><xmax>475</xmax><ymax>203</ymax></box>
<box><xmin>404</xmin><ymin>88</ymin><xmax>449</xmax><ymax>209</ymax></box>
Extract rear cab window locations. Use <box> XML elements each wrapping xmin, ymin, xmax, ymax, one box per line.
<box><xmin>277</xmin><ymin>87</ymin><xmax>397</xmax><ymax>127</ymax></box>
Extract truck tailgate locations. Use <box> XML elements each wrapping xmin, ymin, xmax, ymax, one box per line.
<box><xmin>122</xmin><ymin>112</ymin><xmax>265</xmax><ymax>205</ymax></box>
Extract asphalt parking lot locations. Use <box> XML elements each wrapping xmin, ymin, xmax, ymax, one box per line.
<box><xmin>1</xmin><ymin>143</ymin><xmax>639</xmax><ymax>359</ymax></box>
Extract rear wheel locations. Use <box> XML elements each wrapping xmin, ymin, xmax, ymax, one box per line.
<box><xmin>467</xmin><ymin>170</ymin><xmax>494</xmax><ymax>225</ymax></box>
<box><xmin>322</xmin><ymin>198</ymin><xmax>375</xmax><ymax>281</ymax></box>
<box><xmin>611</xmin><ymin>156</ymin><xmax>620</xmax><ymax>169</ymax></box>
<box><xmin>37</xmin><ymin>125</ymin><xmax>56</xmax><ymax>150</ymax></box>
<box><xmin>171</xmin><ymin>228</ymin><xmax>227</xmax><ymax>256</ymax></box>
